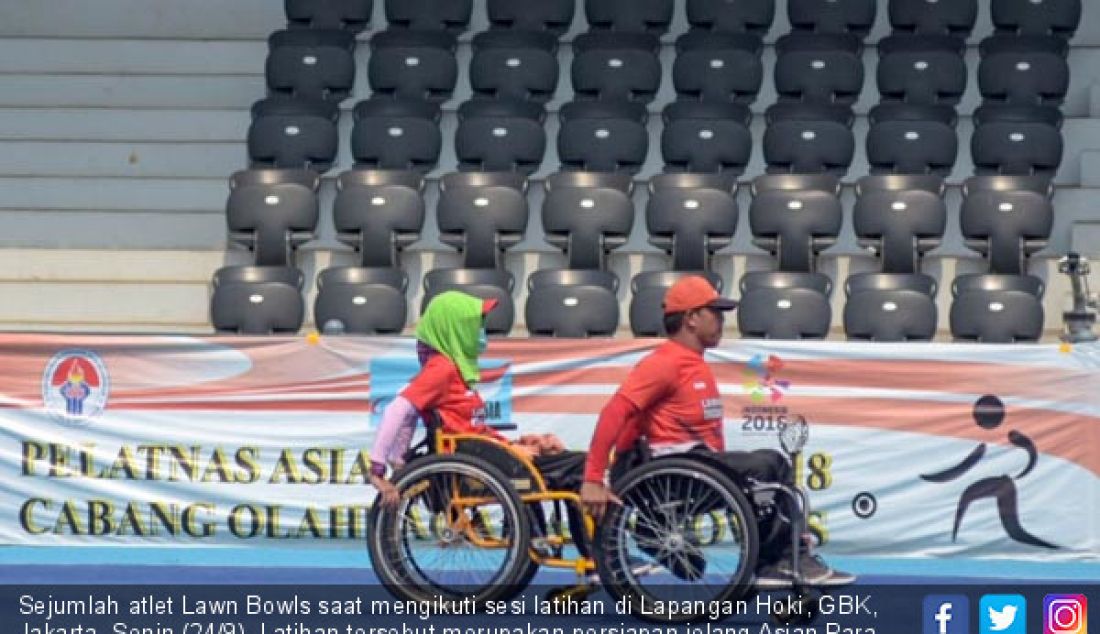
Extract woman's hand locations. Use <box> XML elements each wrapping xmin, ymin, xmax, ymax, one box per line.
<box><xmin>369</xmin><ymin>474</ymin><xmax>401</xmax><ymax>508</ymax></box>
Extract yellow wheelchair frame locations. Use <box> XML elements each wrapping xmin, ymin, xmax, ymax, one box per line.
<box><xmin>431</xmin><ymin>430</ymin><xmax>597</xmax><ymax>576</ymax></box>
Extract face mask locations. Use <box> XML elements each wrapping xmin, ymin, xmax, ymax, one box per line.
<box><xmin>477</xmin><ymin>328</ymin><xmax>489</xmax><ymax>354</ymax></box>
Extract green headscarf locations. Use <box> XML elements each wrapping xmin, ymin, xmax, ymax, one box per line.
<box><xmin>415</xmin><ymin>291</ymin><xmax>485</xmax><ymax>386</ymax></box>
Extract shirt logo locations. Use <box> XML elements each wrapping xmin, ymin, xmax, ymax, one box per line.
<box><xmin>694</xmin><ymin>381</ymin><xmax>707</xmax><ymax>390</ymax></box>
<box><xmin>701</xmin><ymin>397</ymin><xmax>723</xmax><ymax>420</ymax></box>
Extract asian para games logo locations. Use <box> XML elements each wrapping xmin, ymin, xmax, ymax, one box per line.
<box><xmin>743</xmin><ymin>354</ymin><xmax>790</xmax><ymax>403</ymax></box>
<box><xmin>41</xmin><ymin>349</ymin><xmax>110</xmax><ymax>423</ymax></box>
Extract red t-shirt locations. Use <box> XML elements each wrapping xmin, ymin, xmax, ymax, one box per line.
<box><xmin>616</xmin><ymin>340</ymin><xmax>725</xmax><ymax>452</ymax></box>
<box><xmin>400</xmin><ymin>355</ymin><xmax>505</xmax><ymax>441</ymax></box>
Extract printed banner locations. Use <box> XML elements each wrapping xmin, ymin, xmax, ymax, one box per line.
<box><xmin>1</xmin><ymin>334</ymin><xmax>1098</xmax><ymax>562</ymax></box>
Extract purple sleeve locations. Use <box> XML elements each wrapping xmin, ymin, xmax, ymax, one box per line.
<box><xmin>370</xmin><ymin>395</ymin><xmax>419</xmax><ymax>467</ymax></box>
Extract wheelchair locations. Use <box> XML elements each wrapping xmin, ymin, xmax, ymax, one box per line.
<box><xmin>367</xmin><ymin>413</ymin><xmax>820</xmax><ymax>624</ymax></box>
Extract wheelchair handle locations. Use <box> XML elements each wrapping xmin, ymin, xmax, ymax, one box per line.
<box><xmin>489</xmin><ymin>423</ymin><xmax>518</xmax><ymax>431</ymax></box>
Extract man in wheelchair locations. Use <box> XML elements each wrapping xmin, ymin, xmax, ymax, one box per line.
<box><xmin>580</xmin><ymin>275</ymin><xmax>855</xmax><ymax>588</ymax></box>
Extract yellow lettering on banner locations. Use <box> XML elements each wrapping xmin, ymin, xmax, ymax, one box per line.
<box><xmin>88</xmin><ymin>499</ymin><xmax>115</xmax><ymax>535</ymax></box>
<box><xmin>50</xmin><ymin>443</ymin><xmax>75</xmax><ymax>477</ymax></box>
<box><xmin>107</xmin><ymin>446</ymin><xmax>141</xmax><ymax>480</ymax></box>
<box><xmin>168</xmin><ymin>445</ymin><xmax>202</xmax><ymax>481</ymax></box>
<box><xmin>330</xmin><ymin>448</ymin><xmax>347</xmax><ymax>483</ymax></box>
<box><xmin>228</xmin><ymin>504</ymin><xmax>263</xmax><ymax>538</ymax></box>
<box><xmin>137</xmin><ymin>445</ymin><xmax>166</xmax><ymax>479</ymax></box>
<box><xmin>117</xmin><ymin>502</ymin><xmax>151</xmax><ymax>536</ymax></box>
<box><xmin>235</xmin><ymin>447</ymin><xmax>261</xmax><ymax>483</ymax></box>
<box><xmin>269</xmin><ymin>449</ymin><xmax>303</xmax><ymax>484</ymax></box>
<box><xmin>19</xmin><ymin>498</ymin><xmax>50</xmax><ymax>534</ymax></box>
<box><xmin>301</xmin><ymin>448</ymin><xmax>330</xmax><ymax>484</ymax></box>
<box><xmin>150</xmin><ymin>502</ymin><xmax>181</xmax><ymax>536</ymax></box>
<box><xmin>21</xmin><ymin>441</ymin><xmax>47</xmax><ymax>476</ymax></box>
<box><xmin>296</xmin><ymin>507</ymin><xmax>324</xmax><ymax>538</ymax></box>
<box><xmin>55</xmin><ymin>500</ymin><xmax>84</xmax><ymax>534</ymax></box>
<box><xmin>80</xmin><ymin>443</ymin><xmax>98</xmax><ymax>477</ymax></box>
<box><xmin>345</xmin><ymin>451</ymin><xmax>371</xmax><ymax>484</ymax></box>
<box><xmin>183</xmin><ymin>502</ymin><xmax>216</xmax><ymax>537</ymax></box>
<box><xmin>201</xmin><ymin>447</ymin><xmax>234</xmax><ymax>483</ymax></box>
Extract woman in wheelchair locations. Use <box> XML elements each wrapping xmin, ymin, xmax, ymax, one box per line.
<box><xmin>367</xmin><ymin>291</ymin><xmax>590</xmax><ymax>603</ymax></box>
<box><xmin>369</xmin><ymin>291</ymin><xmax>584</xmax><ymax>504</ymax></box>
<box><xmin>580</xmin><ymin>275</ymin><xmax>855</xmax><ymax>589</ymax></box>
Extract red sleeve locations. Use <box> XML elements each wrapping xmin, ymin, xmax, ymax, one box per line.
<box><xmin>583</xmin><ymin>393</ymin><xmax>641</xmax><ymax>483</ymax></box>
<box><xmin>399</xmin><ymin>356</ymin><xmax>451</xmax><ymax>412</ymax></box>
<box><xmin>616</xmin><ymin>353</ymin><xmax>675</xmax><ymax>412</ymax></box>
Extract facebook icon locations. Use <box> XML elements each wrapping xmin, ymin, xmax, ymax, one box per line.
<box><xmin>924</xmin><ymin>595</ymin><xmax>971</xmax><ymax>634</ymax></box>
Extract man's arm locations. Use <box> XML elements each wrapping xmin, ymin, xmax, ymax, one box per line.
<box><xmin>583</xmin><ymin>393</ymin><xmax>641</xmax><ymax>483</ymax></box>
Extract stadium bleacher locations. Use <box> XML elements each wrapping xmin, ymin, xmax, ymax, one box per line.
<box><xmin>1</xmin><ymin>0</ymin><xmax>1098</xmax><ymax>338</ymax></box>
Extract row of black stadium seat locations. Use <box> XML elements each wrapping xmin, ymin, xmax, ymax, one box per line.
<box><xmin>266</xmin><ymin>28</ymin><xmax>1071</xmax><ymax>107</ymax></box>
<box><xmin>210</xmin><ymin>261</ymin><xmax>1046</xmax><ymax>342</ymax></box>
<box><xmin>284</xmin><ymin>0</ymin><xmax>1081</xmax><ymax>39</ymax></box>
<box><xmin>248</xmin><ymin>96</ymin><xmax>1064</xmax><ymax>178</ymax></box>
<box><xmin>217</xmin><ymin>170</ymin><xmax>1052</xmax><ymax>341</ymax></box>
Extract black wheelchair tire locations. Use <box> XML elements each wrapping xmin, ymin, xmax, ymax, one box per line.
<box><xmin>367</xmin><ymin>453</ymin><xmax>531</xmax><ymax>604</ymax></box>
<box><xmin>594</xmin><ymin>456</ymin><xmax>760</xmax><ymax>623</ymax></box>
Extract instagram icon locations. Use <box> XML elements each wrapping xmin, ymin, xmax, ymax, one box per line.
<box><xmin>1045</xmin><ymin>595</ymin><xmax>1088</xmax><ymax>634</ymax></box>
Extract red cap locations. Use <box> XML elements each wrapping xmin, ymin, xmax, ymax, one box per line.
<box><xmin>662</xmin><ymin>275</ymin><xmax>738</xmax><ymax>315</ymax></box>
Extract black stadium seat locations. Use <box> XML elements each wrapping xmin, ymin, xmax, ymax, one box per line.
<box><xmin>455</xmin><ymin>99</ymin><xmax>547</xmax><ymax>174</ymax></box>
<box><xmin>971</xmin><ymin>104</ymin><xmax>1063</xmax><ymax>177</ymax></box>
<box><xmin>686</xmin><ymin>0</ymin><xmax>775</xmax><ymax>36</ymax></box>
<box><xmin>630</xmin><ymin>270</ymin><xmax>725</xmax><ymax>336</ymax></box>
<box><xmin>844</xmin><ymin>273</ymin><xmax>938</xmax><ymax>341</ymax></box>
<box><xmin>571</xmin><ymin>32</ymin><xmax>662</xmax><ymax>103</ymax></box>
<box><xmin>992</xmin><ymin>0</ymin><xmax>1081</xmax><ymax>38</ymax></box>
<box><xmin>950</xmin><ymin>274</ymin><xmax>1045</xmax><ymax>342</ymax></box>
<box><xmin>333</xmin><ymin>169</ymin><xmax>425</xmax><ymax>268</ymax></box>
<box><xmin>876</xmin><ymin>34</ymin><xmax>967</xmax><ymax>105</ymax></box>
<box><xmin>763</xmin><ymin>103</ymin><xmax>855</xmax><ymax>175</ymax></box>
<box><xmin>774</xmin><ymin>33</ymin><xmax>864</xmax><ymax>105</ymax></box>
<box><xmin>247</xmin><ymin>97</ymin><xmax>339</xmax><ymax>171</ymax></box>
<box><xmin>673</xmin><ymin>31</ymin><xmax>764</xmax><ymax>104</ymax></box>
<box><xmin>265</xmin><ymin>29</ymin><xmax>356</xmax><ymax>102</ymax></box>
<box><xmin>286</xmin><ymin>0</ymin><xmax>372</xmax><ymax>32</ymax></box>
<box><xmin>437</xmin><ymin>172</ymin><xmax>529</xmax><ymax>269</ymax></box>
<box><xmin>978</xmin><ymin>35</ymin><xmax>1070</xmax><ymax>106</ymax></box>
<box><xmin>314</xmin><ymin>267</ymin><xmax>409</xmax><ymax>335</ymax></box>
<box><xmin>661</xmin><ymin>101</ymin><xmax>753</xmax><ymax>174</ymax></box>
<box><xmin>211</xmin><ymin>266</ymin><xmax>305</xmax><ymax>334</ymax></box>
<box><xmin>888</xmin><ymin>0</ymin><xmax>977</xmax><ymax>36</ymax></box>
<box><xmin>558</xmin><ymin>100</ymin><xmax>649</xmax><ymax>173</ymax></box>
<box><xmin>585</xmin><ymin>0</ymin><xmax>674</xmax><ymax>34</ymax></box>
<box><xmin>487</xmin><ymin>0</ymin><xmax>576</xmax><ymax>34</ymax></box>
<box><xmin>422</xmin><ymin>269</ymin><xmax>516</xmax><ymax>335</ymax></box>
<box><xmin>787</xmin><ymin>0</ymin><xmax>877</xmax><ymax>37</ymax></box>
<box><xmin>226</xmin><ymin>169</ymin><xmax>320</xmax><ymax>267</ymax></box>
<box><xmin>749</xmin><ymin>174</ymin><xmax>842</xmax><ymax>273</ymax></box>
<box><xmin>351</xmin><ymin>98</ymin><xmax>442</xmax><ymax>172</ymax></box>
<box><xmin>738</xmin><ymin>271</ymin><xmax>833</xmax><ymax>339</ymax></box>
<box><xmin>853</xmin><ymin>174</ymin><xmax>947</xmax><ymax>274</ymax></box>
<box><xmin>866</xmin><ymin>103</ymin><xmax>958</xmax><ymax>175</ymax></box>
<box><xmin>525</xmin><ymin>269</ymin><xmax>620</xmax><ymax>337</ymax></box>
<box><xmin>646</xmin><ymin>173</ymin><xmax>739</xmax><ymax>271</ymax></box>
<box><xmin>368</xmin><ymin>29</ymin><xmax>458</xmax><ymax>102</ymax></box>
<box><xmin>542</xmin><ymin>172</ymin><xmax>634</xmax><ymax>270</ymax></box>
<box><xmin>384</xmin><ymin>0</ymin><xmax>472</xmax><ymax>33</ymax></box>
<box><xmin>470</xmin><ymin>30</ymin><xmax>560</xmax><ymax>103</ymax></box>
<box><xmin>961</xmin><ymin>176</ymin><xmax>1053</xmax><ymax>276</ymax></box>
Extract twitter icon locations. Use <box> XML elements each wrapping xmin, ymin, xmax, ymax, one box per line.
<box><xmin>981</xmin><ymin>595</ymin><xmax>1027</xmax><ymax>634</ymax></box>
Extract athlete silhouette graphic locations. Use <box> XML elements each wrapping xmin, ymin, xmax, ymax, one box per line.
<box><xmin>920</xmin><ymin>394</ymin><xmax>1057</xmax><ymax>549</ymax></box>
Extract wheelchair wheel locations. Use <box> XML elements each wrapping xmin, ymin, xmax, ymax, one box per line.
<box><xmin>368</xmin><ymin>454</ymin><xmax>531</xmax><ymax>604</ymax></box>
<box><xmin>595</xmin><ymin>457</ymin><xmax>759</xmax><ymax>623</ymax></box>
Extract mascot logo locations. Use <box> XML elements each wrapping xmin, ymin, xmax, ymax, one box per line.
<box><xmin>42</xmin><ymin>349</ymin><xmax>110</xmax><ymax>423</ymax></box>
